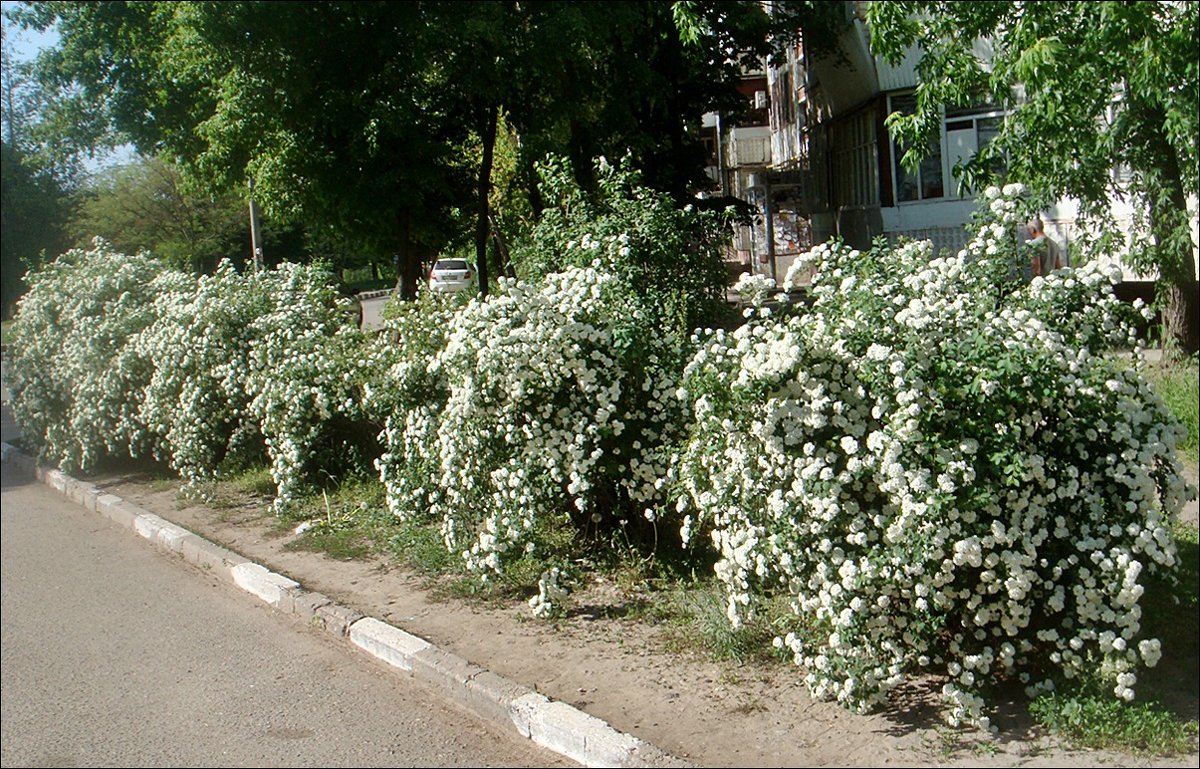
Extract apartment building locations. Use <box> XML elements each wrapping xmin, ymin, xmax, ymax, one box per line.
<box><xmin>708</xmin><ymin>2</ymin><xmax>1157</xmax><ymax>287</ymax></box>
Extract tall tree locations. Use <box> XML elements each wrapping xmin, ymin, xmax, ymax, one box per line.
<box><xmin>14</xmin><ymin>1</ymin><xmax>474</xmax><ymax>296</ymax></box>
<box><xmin>1</xmin><ymin>15</ymin><xmax>73</xmax><ymax>317</ymax></box>
<box><xmin>420</xmin><ymin>0</ymin><xmax>800</xmax><ymax>293</ymax></box>
<box><xmin>868</xmin><ymin>1</ymin><xmax>1199</xmax><ymax>356</ymax></box>
<box><xmin>1</xmin><ymin>138</ymin><xmax>71</xmax><ymax>317</ymax></box>
<box><xmin>70</xmin><ymin>155</ymin><xmax>248</xmax><ymax>273</ymax></box>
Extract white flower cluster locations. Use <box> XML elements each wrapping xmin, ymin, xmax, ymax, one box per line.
<box><xmin>529</xmin><ymin>567</ymin><xmax>570</xmax><ymax>618</ymax></box>
<box><xmin>672</xmin><ymin>185</ymin><xmax>1195</xmax><ymax>727</ymax></box>
<box><xmin>733</xmin><ymin>273</ymin><xmax>778</xmax><ymax>307</ymax></box>
<box><xmin>10</xmin><ymin>243</ymin><xmax>370</xmax><ymax>506</ymax></box>
<box><xmin>8</xmin><ymin>239</ymin><xmax>166</xmax><ymax>471</ymax></box>
<box><xmin>377</xmin><ymin>265</ymin><xmax>685</xmax><ymax>579</ymax></box>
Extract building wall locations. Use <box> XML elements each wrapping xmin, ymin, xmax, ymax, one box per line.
<box><xmin>720</xmin><ymin>2</ymin><xmax>1199</xmax><ymax>285</ymax></box>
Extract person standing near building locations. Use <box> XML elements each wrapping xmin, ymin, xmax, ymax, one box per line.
<box><xmin>1026</xmin><ymin>217</ymin><xmax>1064</xmax><ymax>277</ymax></box>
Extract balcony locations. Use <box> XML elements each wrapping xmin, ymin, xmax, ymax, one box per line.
<box><xmin>727</xmin><ymin>126</ymin><xmax>772</xmax><ymax>167</ymax></box>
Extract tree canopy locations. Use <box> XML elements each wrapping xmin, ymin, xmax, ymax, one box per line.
<box><xmin>69</xmin><ymin>156</ymin><xmax>245</xmax><ymax>273</ymax></box>
<box><xmin>867</xmin><ymin>0</ymin><xmax>1199</xmax><ymax>355</ymax></box>
<box><xmin>9</xmin><ymin>1</ymin><xmax>839</xmax><ymax>297</ymax></box>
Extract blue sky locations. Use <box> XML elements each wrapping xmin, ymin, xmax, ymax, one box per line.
<box><xmin>3</xmin><ymin>1</ymin><xmax>138</xmax><ymax>171</ymax></box>
<box><xmin>2</xmin><ymin>1</ymin><xmax>57</xmax><ymax>62</ymax></box>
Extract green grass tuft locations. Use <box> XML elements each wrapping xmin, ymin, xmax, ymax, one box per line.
<box><xmin>386</xmin><ymin>521</ymin><xmax>456</xmax><ymax>575</ymax></box>
<box><xmin>285</xmin><ymin>521</ymin><xmax>373</xmax><ymax>560</ymax></box>
<box><xmin>228</xmin><ymin>464</ymin><xmax>277</xmax><ymax>498</ymax></box>
<box><xmin>658</xmin><ymin>581</ymin><xmax>797</xmax><ymax>664</ymax></box>
<box><xmin>1144</xmin><ymin>355</ymin><xmax>1199</xmax><ymax>467</ymax></box>
<box><xmin>1030</xmin><ymin>687</ymin><xmax>1198</xmax><ymax>755</ymax></box>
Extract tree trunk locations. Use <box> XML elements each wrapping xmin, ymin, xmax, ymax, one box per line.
<box><xmin>1149</xmin><ymin>174</ymin><xmax>1199</xmax><ymax>359</ymax></box>
<box><xmin>395</xmin><ymin>211</ymin><xmax>423</xmax><ymax>301</ymax></box>
<box><xmin>524</xmin><ymin>151</ymin><xmax>545</xmax><ymax>218</ymax></box>
<box><xmin>490</xmin><ymin>212</ymin><xmax>514</xmax><ymax>278</ymax></box>
<box><xmin>1139</xmin><ymin>114</ymin><xmax>1199</xmax><ymax>358</ymax></box>
<box><xmin>475</xmin><ymin>104</ymin><xmax>498</xmax><ymax>298</ymax></box>
<box><xmin>1161</xmin><ymin>278</ymin><xmax>1199</xmax><ymax>358</ymax></box>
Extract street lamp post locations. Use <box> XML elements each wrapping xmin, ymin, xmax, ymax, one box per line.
<box><xmin>248</xmin><ymin>177</ymin><xmax>264</xmax><ymax>272</ymax></box>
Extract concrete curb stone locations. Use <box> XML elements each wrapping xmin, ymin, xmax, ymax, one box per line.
<box><xmin>179</xmin><ymin>533</ymin><xmax>250</xmax><ymax>575</ymax></box>
<box><xmin>315</xmin><ymin>603</ymin><xmax>364</xmax><ymax>637</ymax></box>
<box><xmin>98</xmin><ymin>496</ymin><xmax>145</xmax><ymax>531</ymax></box>
<box><xmin>349</xmin><ymin>616</ymin><xmax>433</xmax><ymax>671</ymax></box>
<box><xmin>1</xmin><ymin>440</ymin><xmax>686</xmax><ymax>768</ymax></box>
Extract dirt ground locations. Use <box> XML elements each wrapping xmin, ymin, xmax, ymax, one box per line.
<box><xmin>85</xmin><ymin>463</ymin><xmax>1198</xmax><ymax>769</ymax></box>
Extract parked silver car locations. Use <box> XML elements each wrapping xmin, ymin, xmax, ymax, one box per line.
<box><xmin>428</xmin><ymin>259</ymin><xmax>474</xmax><ymax>294</ymax></box>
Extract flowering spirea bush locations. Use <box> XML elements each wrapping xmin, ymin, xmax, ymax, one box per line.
<box><xmin>244</xmin><ymin>263</ymin><xmax>378</xmax><ymax>510</ymax></box>
<box><xmin>135</xmin><ymin>261</ymin><xmax>277</xmax><ymax>487</ymax></box>
<box><xmin>11</xmin><ymin>240</ymin><xmax>373</xmax><ymax>508</ymax></box>
<box><xmin>371</xmin><ymin>290</ymin><xmax>461</xmax><ymax>526</ymax></box>
<box><xmin>673</xmin><ymin>183</ymin><xmax>1194</xmax><ymax>727</ymax></box>
<box><xmin>511</xmin><ymin>154</ymin><xmax>737</xmax><ymax>336</ymax></box>
<box><xmin>379</xmin><ymin>267</ymin><xmax>686</xmax><ymax>587</ymax></box>
<box><xmin>8</xmin><ymin>239</ymin><xmax>166</xmax><ymax>470</ymax></box>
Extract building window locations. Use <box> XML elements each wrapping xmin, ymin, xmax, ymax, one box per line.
<box><xmin>944</xmin><ymin>104</ymin><xmax>1007</xmax><ymax>195</ymax></box>
<box><xmin>889</xmin><ymin>93</ymin><xmax>943</xmax><ymax>202</ymax></box>
<box><xmin>831</xmin><ymin>109</ymin><xmax>879</xmax><ymax>208</ymax></box>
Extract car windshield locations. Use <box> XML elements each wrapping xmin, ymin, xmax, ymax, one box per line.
<box><xmin>434</xmin><ymin>260</ymin><xmax>469</xmax><ymax>271</ymax></box>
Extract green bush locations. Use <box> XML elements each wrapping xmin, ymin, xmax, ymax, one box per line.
<box><xmin>8</xmin><ymin>239</ymin><xmax>167</xmax><ymax>470</ymax></box>
<box><xmin>511</xmin><ymin>154</ymin><xmax>737</xmax><ymax>336</ymax></box>
<box><xmin>671</xmin><ymin>183</ymin><xmax>1196</xmax><ymax>727</ymax></box>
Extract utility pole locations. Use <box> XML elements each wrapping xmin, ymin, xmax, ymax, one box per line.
<box><xmin>248</xmin><ymin>177</ymin><xmax>264</xmax><ymax>272</ymax></box>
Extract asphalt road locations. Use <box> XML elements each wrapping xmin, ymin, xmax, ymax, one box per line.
<box><xmin>360</xmin><ymin>293</ymin><xmax>391</xmax><ymax>332</ymax></box>
<box><xmin>0</xmin><ymin>473</ymin><xmax>568</xmax><ymax>768</ymax></box>
<box><xmin>0</xmin><ymin>365</ymin><xmax>566</xmax><ymax>768</ymax></box>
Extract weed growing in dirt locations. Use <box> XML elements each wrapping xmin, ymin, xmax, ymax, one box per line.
<box><xmin>286</xmin><ymin>520</ymin><xmax>374</xmax><ymax>561</ymax></box>
<box><xmin>654</xmin><ymin>582</ymin><xmax>798</xmax><ymax>665</ymax></box>
<box><xmin>1030</xmin><ymin>685</ymin><xmax>1198</xmax><ymax>755</ymax></box>
<box><xmin>261</xmin><ymin>474</ymin><xmax>390</xmax><ymax>560</ymax></box>
<box><xmin>1144</xmin><ymin>355</ymin><xmax>1199</xmax><ymax>467</ymax></box>
<box><xmin>227</xmin><ymin>463</ymin><xmax>277</xmax><ymax>499</ymax></box>
<box><xmin>386</xmin><ymin>521</ymin><xmax>457</xmax><ymax>575</ymax></box>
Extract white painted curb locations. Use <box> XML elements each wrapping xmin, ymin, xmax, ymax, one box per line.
<box><xmin>231</xmin><ymin>562</ymin><xmax>301</xmax><ymax>608</ymax></box>
<box><xmin>349</xmin><ymin>617</ymin><xmax>433</xmax><ymax>671</ymax></box>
